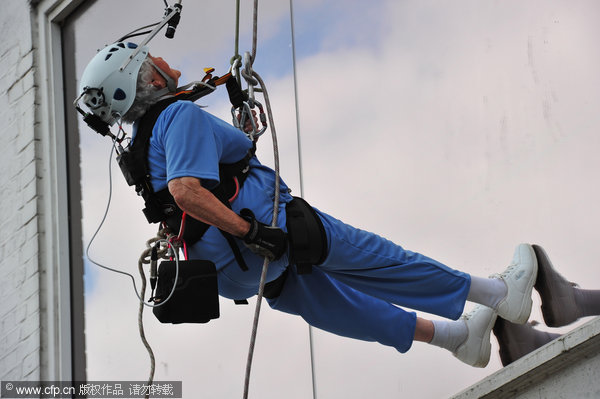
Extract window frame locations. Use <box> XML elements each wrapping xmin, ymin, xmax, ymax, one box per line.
<box><xmin>34</xmin><ymin>0</ymin><xmax>87</xmax><ymax>381</ymax></box>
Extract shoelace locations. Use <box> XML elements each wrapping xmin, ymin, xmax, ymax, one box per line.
<box><xmin>461</xmin><ymin>304</ymin><xmax>485</xmax><ymax>321</ymax></box>
<box><xmin>495</xmin><ymin>259</ymin><xmax>518</xmax><ymax>278</ymax></box>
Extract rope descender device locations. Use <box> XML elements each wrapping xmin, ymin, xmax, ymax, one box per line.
<box><xmin>230</xmin><ymin>52</ymin><xmax>268</xmax><ymax>141</ymax></box>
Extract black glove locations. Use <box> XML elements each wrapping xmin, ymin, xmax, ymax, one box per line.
<box><xmin>240</xmin><ymin>208</ymin><xmax>287</xmax><ymax>261</ymax></box>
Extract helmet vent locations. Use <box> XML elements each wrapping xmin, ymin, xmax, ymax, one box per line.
<box><xmin>113</xmin><ymin>88</ymin><xmax>126</xmax><ymax>101</ymax></box>
<box><xmin>82</xmin><ymin>88</ymin><xmax>105</xmax><ymax>110</ymax></box>
<box><xmin>117</xmin><ymin>42</ymin><xmax>125</xmax><ymax>48</ymax></box>
<box><xmin>104</xmin><ymin>53</ymin><xmax>112</xmax><ymax>61</ymax></box>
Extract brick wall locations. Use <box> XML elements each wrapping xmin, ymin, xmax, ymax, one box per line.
<box><xmin>0</xmin><ymin>0</ymin><xmax>41</xmax><ymax>381</ymax></box>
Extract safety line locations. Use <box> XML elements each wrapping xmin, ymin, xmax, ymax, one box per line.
<box><xmin>289</xmin><ymin>0</ymin><xmax>304</xmax><ymax>197</ymax></box>
<box><xmin>251</xmin><ymin>0</ymin><xmax>258</xmax><ymax>64</ymax></box>
<box><xmin>86</xmin><ymin>140</ymin><xmax>181</xmax><ymax>399</ymax></box>
<box><xmin>242</xmin><ymin>70</ymin><xmax>280</xmax><ymax>399</ymax></box>
<box><xmin>242</xmin><ymin>1</ymin><xmax>282</xmax><ymax>398</ymax></box>
<box><xmin>231</xmin><ymin>0</ymin><xmax>241</xmax><ymax>68</ymax></box>
<box><xmin>229</xmin><ymin>1</ymin><xmax>315</xmax><ymax>397</ymax></box>
<box><xmin>234</xmin><ymin>0</ymin><xmax>241</xmax><ymax>57</ymax></box>
<box><xmin>137</xmin><ymin>252</ymin><xmax>154</xmax><ymax>399</ymax></box>
<box><xmin>289</xmin><ymin>1</ymin><xmax>317</xmax><ymax>398</ymax></box>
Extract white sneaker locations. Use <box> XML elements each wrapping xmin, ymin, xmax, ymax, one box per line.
<box><xmin>453</xmin><ymin>305</ymin><xmax>497</xmax><ymax>368</ymax></box>
<box><xmin>492</xmin><ymin>243</ymin><xmax>538</xmax><ymax>324</ymax></box>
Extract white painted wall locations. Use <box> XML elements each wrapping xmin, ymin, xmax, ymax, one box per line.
<box><xmin>0</xmin><ymin>0</ymin><xmax>83</xmax><ymax>383</ymax></box>
<box><xmin>0</xmin><ymin>0</ymin><xmax>42</xmax><ymax>382</ymax></box>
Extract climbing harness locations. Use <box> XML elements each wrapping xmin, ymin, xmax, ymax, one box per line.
<box><xmin>117</xmin><ymin>73</ymin><xmax>256</xmax><ymax>275</ymax></box>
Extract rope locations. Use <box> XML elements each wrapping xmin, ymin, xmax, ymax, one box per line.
<box><xmin>137</xmin><ymin>255</ymin><xmax>155</xmax><ymax>399</ymax></box>
<box><xmin>289</xmin><ymin>0</ymin><xmax>304</xmax><ymax>196</ymax></box>
<box><xmin>87</xmin><ymin>138</ymin><xmax>181</xmax><ymax>308</ymax></box>
<box><xmin>240</xmin><ymin>2</ymin><xmax>283</xmax><ymax>397</ymax></box>
<box><xmin>86</xmin><ymin>142</ymin><xmax>155</xmax><ymax>398</ymax></box>
<box><xmin>242</xmin><ymin>72</ymin><xmax>282</xmax><ymax>399</ymax></box>
<box><xmin>86</xmin><ymin>138</ymin><xmax>181</xmax><ymax>399</ymax></box>
<box><xmin>137</xmin><ymin>229</ymin><xmax>181</xmax><ymax>399</ymax></box>
<box><xmin>251</xmin><ymin>0</ymin><xmax>258</xmax><ymax>64</ymax></box>
<box><xmin>230</xmin><ymin>0</ymin><xmax>242</xmax><ymax>74</ymax></box>
<box><xmin>234</xmin><ymin>0</ymin><xmax>241</xmax><ymax>58</ymax></box>
<box><xmin>288</xmin><ymin>3</ymin><xmax>317</xmax><ymax>398</ymax></box>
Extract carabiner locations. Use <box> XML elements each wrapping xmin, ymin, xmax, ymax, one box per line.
<box><xmin>231</xmin><ymin>100</ymin><xmax>267</xmax><ymax>141</ymax></box>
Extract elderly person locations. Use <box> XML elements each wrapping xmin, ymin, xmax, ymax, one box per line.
<box><xmin>78</xmin><ymin>42</ymin><xmax>540</xmax><ymax>368</ymax></box>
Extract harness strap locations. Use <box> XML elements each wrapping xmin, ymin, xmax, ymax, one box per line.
<box><xmin>286</xmin><ymin>197</ymin><xmax>328</xmax><ymax>274</ymax></box>
<box><xmin>226</xmin><ymin>75</ymin><xmax>248</xmax><ymax>108</ymax></box>
<box><xmin>117</xmin><ymin>75</ymin><xmax>256</xmax><ymax>273</ymax></box>
<box><xmin>259</xmin><ymin>197</ymin><xmax>329</xmax><ymax>300</ymax></box>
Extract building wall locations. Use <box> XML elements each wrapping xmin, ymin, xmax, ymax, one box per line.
<box><xmin>0</xmin><ymin>0</ymin><xmax>85</xmax><ymax>383</ymax></box>
<box><xmin>0</xmin><ymin>0</ymin><xmax>42</xmax><ymax>382</ymax></box>
<box><xmin>452</xmin><ymin>317</ymin><xmax>600</xmax><ymax>398</ymax></box>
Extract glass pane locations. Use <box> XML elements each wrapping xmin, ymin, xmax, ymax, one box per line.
<box><xmin>69</xmin><ymin>1</ymin><xmax>600</xmax><ymax>398</ymax></box>
<box><xmin>70</xmin><ymin>2</ymin><xmax>309</xmax><ymax>398</ymax></box>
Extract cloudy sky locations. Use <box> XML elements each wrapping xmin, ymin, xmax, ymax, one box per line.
<box><xmin>72</xmin><ymin>1</ymin><xmax>600</xmax><ymax>398</ymax></box>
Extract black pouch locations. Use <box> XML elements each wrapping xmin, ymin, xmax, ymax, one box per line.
<box><xmin>152</xmin><ymin>259</ymin><xmax>220</xmax><ymax>324</ymax></box>
<box><xmin>286</xmin><ymin>197</ymin><xmax>328</xmax><ymax>274</ymax></box>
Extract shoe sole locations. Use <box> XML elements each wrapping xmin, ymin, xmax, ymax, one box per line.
<box><xmin>473</xmin><ymin>311</ymin><xmax>497</xmax><ymax>368</ymax></box>
<box><xmin>516</xmin><ymin>244</ymin><xmax>537</xmax><ymax>324</ymax></box>
<box><xmin>501</xmin><ymin>244</ymin><xmax>538</xmax><ymax>324</ymax></box>
<box><xmin>455</xmin><ymin>307</ymin><xmax>497</xmax><ymax>368</ymax></box>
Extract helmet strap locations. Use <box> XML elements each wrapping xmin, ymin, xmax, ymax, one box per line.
<box><xmin>147</xmin><ymin>58</ymin><xmax>177</xmax><ymax>92</ymax></box>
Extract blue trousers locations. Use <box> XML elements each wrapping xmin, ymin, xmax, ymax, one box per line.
<box><xmin>267</xmin><ymin>210</ymin><xmax>471</xmax><ymax>353</ymax></box>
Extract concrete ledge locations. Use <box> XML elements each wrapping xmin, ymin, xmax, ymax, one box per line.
<box><xmin>452</xmin><ymin>316</ymin><xmax>600</xmax><ymax>399</ymax></box>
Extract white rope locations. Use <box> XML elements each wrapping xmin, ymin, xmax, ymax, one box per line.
<box><xmin>137</xmin><ymin>250</ymin><xmax>155</xmax><ymax>399</ymax></box>
<box><xmin>242</xmin><ymin>1</ymin><xmax>283</xmax><ymax>398</ymax></box>
<box><xmin>86</xmin><ymin>138</ymin><xmax>181</xmax><ymax>309</ymax></box>
<box><xmin>86</xmin><ymin>138</ymin><xmax>182</xmax><ymax>399</ymax></box>
<box><xmin>137</xmin><ymin>233</ymin><xmax>181</xmax><ymax>397</ymax></box>
<box><xmin>242</xmin><ymin>76</ymin><xmax>281</xmax><ymax>399</ymax></box>
<box><xmin>288</xmin><ymin>1</ymin><xmax>317</xmax><ymax>398</ymax></box>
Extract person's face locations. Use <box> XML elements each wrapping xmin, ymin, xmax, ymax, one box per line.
<box><xmin>148</xmin><ymin>54</ymin><xmax>181</xmax><ymax>89</ymax></box>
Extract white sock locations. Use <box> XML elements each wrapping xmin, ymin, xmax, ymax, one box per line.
<box><xmin>467</xmin><ymin>275</ymin><xmax>507</xmax><ymax>310</ymax></box>
<box><xmin>430</xmin><ymin>319</ymin><xmax>468</xmax><ymax>353</ymax></box>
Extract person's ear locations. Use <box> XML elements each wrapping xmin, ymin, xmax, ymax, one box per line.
<box><xmin>151</xmin><ymin>79</ymin><xmax>164</xmax><ymax>89</ymax></box>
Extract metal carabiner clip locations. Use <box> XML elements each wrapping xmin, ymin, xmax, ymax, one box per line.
<box><xmin>231</xmin><ymin>100</ymin><xmax>267</xmax><ymax>141</ymax></box>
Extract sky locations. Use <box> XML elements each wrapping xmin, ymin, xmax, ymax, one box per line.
<box><xmin>72</xmin><ymin>1</ymin><xmax>600</xmax><ymax>398</ymax></box>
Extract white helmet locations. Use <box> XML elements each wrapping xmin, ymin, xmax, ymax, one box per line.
<box><xmin>79</xmin><ymin>42</ymin><xmax>149</xmax><ymax>125</ymax></box>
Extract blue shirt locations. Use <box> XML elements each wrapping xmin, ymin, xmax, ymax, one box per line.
<box><xmin>136</xmin><ymin>101</ymin><xmax>292</xmax><ymax>299</ymax></box>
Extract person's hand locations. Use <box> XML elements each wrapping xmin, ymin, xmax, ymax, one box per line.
<box><xmin>237</xmin><ymin>109</ymin><xmax>259</xmax><ymax>134</ymax></box>
<box><xmin>240</xmin><ymin>208</ymin><xmax>287</xmax><ymax>260</ymax></box>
